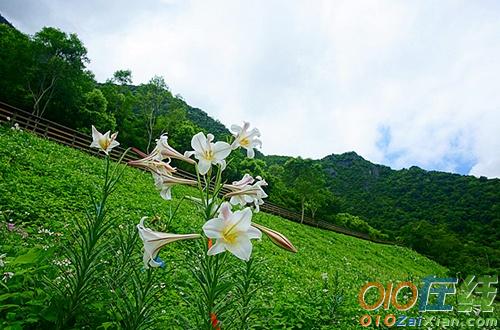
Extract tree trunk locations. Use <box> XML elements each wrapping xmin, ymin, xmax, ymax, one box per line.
<box><xmin>146</xmin><ymin>108</ymin><xmax>154</xmax><ymax>153</ymax></box>
<box><xmin>300</xmin><ymin>198</ymin><xmax>305</xmax><ymax>224</ymax></box>
<box><xmin>311</xmin><ymin>209</ymin><xmax>318</xmax><ymax>227</ymax></box>
<box><xmin>29</xmin><ymin>75</ymin><xmax>57</xmax><ymax>118</ymax></box>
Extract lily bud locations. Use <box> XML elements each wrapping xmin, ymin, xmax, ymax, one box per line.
<box><xmin>153</xmin><ymin>173</ymin><xmax>198</xmax><ymax>200</ymax></box>
<box><xmin>128</xmin><ymin>157</ymin><xmax>177</xmax><ymax>176</ymax></box>
<box><xmin>252</xmin><ymin>223</ymin><xmax>297</xmax><ymax>253</ymax></box>
<box><xmin>156</xmin><ymin>134</ymin><xmax>196</xmax><ymax>164</ymax></box>
<box><xmin>137</xmin><ymin>217</ymin><xmax>201</xmax><ymax>269</ymax></box>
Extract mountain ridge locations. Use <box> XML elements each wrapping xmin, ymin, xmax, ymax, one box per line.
<box><xmin>0</xmin><ymin>13</ymin><xmax>13</xmax><ymax>28</ymax></box>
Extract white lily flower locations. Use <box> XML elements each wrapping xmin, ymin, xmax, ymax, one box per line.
<box><xmin>137</xmin><ymin>217</ymin><xmax>200</xmax><ymax>269</ymax></box>
<box><xmin>90</xmin><ymin>125</ymin><xmax>120</xmax><ymax>155</ymax></box>
<box><xmin>153</xmin><ymin>173</ymin><xmax>197</xmax><ymax>200</ymax></box>
<box><xmin>130</xmin><ymin>145</ymin><xmax>197</xmax><ymax>200</ymax></box>
<box><xmin>202</xmin><ymin>202</ymin><xmax>261</xmax><ymax>261</ymax></box>
<box><xmin>155</xmin><ymin>134</ymin><xmax>196</xmax><ymax>164</ymax></box>
<box><xmin>129</xmin><ymin>148</ymin><xmax>177</xmax><ymax>177</ymax></box>
<box><xmin>0</xmin><ymin>254</ymin><xmax>6</xmax><ymax>267</ymax></box>
<box><xmin>230</xmin><ymin>122</ymin><xmax>262</xmax><ymax>158</ymax></box>
<box><xmin>184</xmin><ymin>132</ymin><xmax>231</xmax><ymax>175</ymax></box>
<box><xmin>224</xmin><ymin>174</ymin><xmax>268</xmax><ymax>212</ymax></box>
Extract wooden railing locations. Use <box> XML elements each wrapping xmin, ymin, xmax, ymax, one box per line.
<box><xmin>0</xmin><ymin>101</ymin><xmax>394</xmax><ymax>245</ymax></box>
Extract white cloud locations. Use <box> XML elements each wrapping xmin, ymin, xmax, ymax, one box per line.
<box><xmin>2</xmin><ymin>0</ymin><xmax>500</xmax><ymax>177</ymax></box>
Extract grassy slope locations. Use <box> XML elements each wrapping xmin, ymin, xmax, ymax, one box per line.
<box><xmin>0</xmin><ymin>127</ymin><xmax>451</xmax><ymax>328</ymax></box>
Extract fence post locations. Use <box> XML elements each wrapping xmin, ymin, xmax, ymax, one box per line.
<box><xmin>43</xmin><ymin>123</ymin><xmax>49</xmax><ymax>137</ymax></box>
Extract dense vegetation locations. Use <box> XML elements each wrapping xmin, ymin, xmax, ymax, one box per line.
<box><xmin>320</xmin><ymin>152</ymin><xmax>500</xmax><ymax>275</ymax></box>
<box><xmin>0</xmin><ymin>126</ymin><xmax>453</xmax><ymax>329</ymax></box>
<box><xmin>1</xmin><ymin>18</ymin><xmax>499</xmax><ymax>277</ymax></box>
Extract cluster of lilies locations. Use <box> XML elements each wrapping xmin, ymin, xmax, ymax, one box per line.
<box><xmin>90</xmin><ymin>122</ymin><xmax>296</xmax><ymax>268</ymax></box>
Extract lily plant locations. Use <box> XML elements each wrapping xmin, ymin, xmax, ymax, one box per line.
<box><xmin>127</xmin><ymin>122</ymin><xmax>297</xmax><ymax>328</ymax></box>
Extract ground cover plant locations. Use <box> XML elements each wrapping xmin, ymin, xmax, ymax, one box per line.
<box><xmin>3</xmin><ymin>124</ymin><xmax>496</xmax><ymax>329</ymax></box>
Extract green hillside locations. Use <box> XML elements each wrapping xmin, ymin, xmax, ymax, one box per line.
<box><xmin>0</xmin><ymin>125</ymin><xmax>454</xmax><ymax>329</ymax></box>
<box><xmin>320</xmin><ymin>152</ymin><xmax>500</xmax><ymax>275</ymax></box>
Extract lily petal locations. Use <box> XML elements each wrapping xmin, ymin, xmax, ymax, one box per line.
<box><xmin>247</xmin><ymin>226</ymin><xmax>262</xmax><ymax>240</ymax></box>
<box><xmin>198</xmin><ymin>159</ymin><xmax>212</xmax><ymax>175</ymax></box>
<box><xmin>246</xmin><ymin>148</ymin><xmax>255</xmax><ymax>159</ymax></box>
<box><xmin>191</xmin><ymin>132</ymin><xmax>207</xmax><ymax>153</ymax></box>
<box><xmin>226</xmin><ymin>236</ymin><xmax>253</xmax><ymax>261</ymax></box>
<box><xmin>203</xmin><ymin>218</ymin><xmax>225</xmax><ymax>239</ymax></box>
<box><xmin>207</xmin><ymin>241</ymin><xmax>226</xmax><ymax>256</ymax></box>
<box><xmin>213</xmin><ymin>141</ymin><xmax>232</xmax><ymax>160</ymax></box>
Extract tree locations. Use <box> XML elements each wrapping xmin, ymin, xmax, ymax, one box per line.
<box><xmin>111</xmin><ymin>69</ymin><xmax>132</xmax><ymax>85</ymax></box>
<box><xmin>283</xmin><ymin>158</ymin><xmax>327</xmax><ymax>223</ymax></box>
<box><xmin>0</xmin><ymin>24</ymin><xmax>32</xmax><ymax>109</ymax></box>
<box><xmin>100</xmin><ymin>71</ymin><xmax>138</xmax><ymax>147</ymax></box>
<box><xmin>306</xmin><ymin>188</ymin><xmax>335</xmax><ymax>220</ymax></box>
<box><xmin>138</xmin><ymin>76</ymin><xmax>169</xmax><ymax>152</ymax></box>
<box><xmin>27</xmin><ymin>27</ymin><xmax>89</xmax><ymax>117</ymax></box>
<box><xmin>77</xmin><ymin>88</ymin><xmax>116</xmax><ymax>133</ymax></box>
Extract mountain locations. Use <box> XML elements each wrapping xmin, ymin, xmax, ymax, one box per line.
<box><xmin>186</xmin><ymin>106</ymin><xmax>230</xmax><ymax>138</ymax></box>
<box><xmin>0</xmin><ymin>13</ymin><xmax>14</xmax><ymax>28</ymax></box>
<box><xmin>320</xmin><ymin>151</ymin><xmax>500</xmax><ymax>274</ymax></box>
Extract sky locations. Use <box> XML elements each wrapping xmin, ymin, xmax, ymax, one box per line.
<box><xmin>2</xmin><ymin>0</ymin><xmax>500</xmax><ymax>178</ymax></box>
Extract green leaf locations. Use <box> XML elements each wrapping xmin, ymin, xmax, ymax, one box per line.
<box><xmin>4</xmin><ymin>324</ymin><xmax>23</xmax><ymax>330</ymax></box>
<box><xmin>0</xmin><ymin>293</ymin><xmax>17</xmax><ymax>302</ymax></box>
<box><xmin>100</xmin><ymin>321</ymin><xmax>117</xmax><ymax>329</ymax></box>
<box><xmin>41</xmin><ymin>310</ymin><xmax>57</xmax><ymax>322</ymax></box>
<box><xmin>12</xmin><ymin>249</ymin><xmax>41</xmax><ymax>265</ymax></box>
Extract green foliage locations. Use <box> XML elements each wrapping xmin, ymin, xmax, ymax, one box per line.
<box><xmin>77</xmin><ymin>88</ymin><xmax>116</xmax><ymax>132</ymax></box>
<box><xmin>138</xmin><ymin>75</ymin><xmax>169</xmax><ymax>152</ymax></box>
<box><xmin>0</xmin><ymin>127</ymin><xmax>452</xmax><ymax>329</ymax></box>
<box><xmin>99</xmin><ymin>71</ymin><xmax>207</xmax><ymax>156</ymax></box>
<box><xmin>28</xmin><ymin>27</ymin><xmax>93</xmax><ymax>119</ymax></box>
<box><xmin>0</xmin><ymin>24</ymin><xmax>32</xmax><ymax>109</ymax></box>
<box><xmin>111</xmin><ymin>69</ymin><xmax>133</xmax><ymax>85</ymax></box>
<box><xmin>281</xmin><ymin>158</ymin><xmax>327</xmax><ymax>222</ymax></box>
<box><xmin>109</xmin><ymin>268</ymin><xmax>163</xmax><ymax>330</ymax></box>
<box><xmin>333</xmin><ymin>213</ymin><xmax>387</xmax><ymax>240</ymax></box>
<box><xmin>185</xmin><ymin>106</ymin><xmax>230</xmax><ymax>140</ymax></box>
<box><xmin>49</xmin><ymin>156</ymin><xmax>126</xmax><ymax>329</ymax></box>
<box><xmin>0</xmin><ymin>246</ymin><xmax>53</xmax><ymax>328</ymax></box>
<box><xmin>320</xmin><ymin>152</ymin><xmax>500</xmax><ymax>274</ymax></box>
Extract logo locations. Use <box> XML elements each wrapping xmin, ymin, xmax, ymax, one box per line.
<box><xmin>357</xmin><ymin>275</ymin><xmax>498</xmax><ymax>328</ymax></box>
